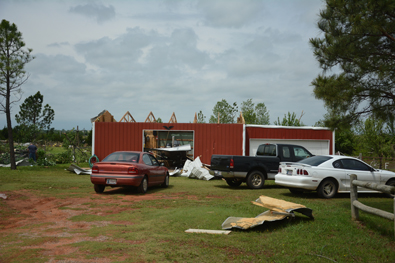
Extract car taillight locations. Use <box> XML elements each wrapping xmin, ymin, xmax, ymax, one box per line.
<box><xmin>92</xmin><ymin>166</ymin><xmax>99</xmax><ymax>173</ymax></box>
<box><xmin>230</xmin><ymin>158</ymin><xmax>234</xmax><ymax>169</ymax></box>
<box><xmin>128</xmin><ymin>167</ymin><xmax>139</xmax><ymax>174</ymax></box>
<box><xmin>278</xmin><ymin>167</ymin><xmax>282</xmax><ymax>173</ymax></box>
<box><xmin>297</xmin><ymin>169</ymin><xmax>309</xmax><ymax>175</ymax></box>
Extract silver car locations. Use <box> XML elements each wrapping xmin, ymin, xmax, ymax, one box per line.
<box><xmin>275</xmin><ymin>155</ymin><xmax>395</xmax><ymax>198</ymax></box>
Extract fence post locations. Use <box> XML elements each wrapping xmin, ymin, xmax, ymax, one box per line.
<box><xmin>350</xmin><ymin>174</ymin><xmax>359</xmax><ymax>220</ymax></box>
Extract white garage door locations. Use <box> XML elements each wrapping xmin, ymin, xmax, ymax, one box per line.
<box><xmin>249</xmin><ymin>139</ymin><xmax>330</xmax><ymax>156</ymax></box>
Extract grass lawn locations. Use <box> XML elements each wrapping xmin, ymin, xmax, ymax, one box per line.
<box><xmin>0</xmin><ymin>165</ymin><xmax>394</xmax><ymax>262</ymax></box>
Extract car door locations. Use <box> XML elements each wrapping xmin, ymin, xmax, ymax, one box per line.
<box><xmin>340</xmin><ymin>158</ymin><xmax>379</xmax><ymax>192</ymax></box>
<box><xmin>142</xmin><ymin>153</ymin><xmax>162</xmax><ymax>184</ymax></box>
<box><xmin>331</xmin><ymin>160</ymin><xmax>350</xmax><ymax>191</ymax></box>
<box><xmin>148</xmin><ymin>154</ymin><xmax>165</xmax><ymax>183</ymax></box>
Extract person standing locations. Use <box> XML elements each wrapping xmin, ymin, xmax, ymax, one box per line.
<box><xmin>27</xmin><ymin>143</ymin><xmax>37</xmax><ymax>162</ymax></box>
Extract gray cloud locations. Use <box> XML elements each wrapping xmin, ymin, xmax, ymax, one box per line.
<box><xmin>69</xmin><ymin>3</ymin><xmax>115</xmax><ymax>23</ymax></box>
<box><xmin>197</xmin><ymin>0</ymin><xmax>264</xmax><ymax>28</ymax></box>
<box><xmin>0</xmin><ymin>0</ymin><xmax>328</xmax><ymax>129</ymax></box>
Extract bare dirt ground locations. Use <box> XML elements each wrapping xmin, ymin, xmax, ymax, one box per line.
<box><xmin>0</xmin><ymin>189</ymin><xmax>178</xmax><ymax>263</ymax></box>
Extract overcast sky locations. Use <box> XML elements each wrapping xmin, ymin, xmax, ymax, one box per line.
<box><xmin>0</xmin><ymin>0</ymin><xmax>327</xmax><ymax>130</ymax></box>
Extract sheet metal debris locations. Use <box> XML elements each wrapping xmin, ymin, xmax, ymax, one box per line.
<box><xmin>185</xmin><ymin>229</ymin><xmax>231</xmax><ymax>235</ymax></box>
<box><xmin>66</xmin><ymin>164</ymin><xmax>91</xmax><ymax>175</ymax></box>
<box><xmin>0</xmin><ymin>158</ymin><xmax>31</xmax><ymax>167</ymax></box>
<box><xmin>222</xmin><ymin>196</ymin><xmax>314</xmax><ymax>230</ymax></box>
<box><xmin>180</xmin><ymin>157</ymin><xmax>214</xmax><ymax>180</ymax></box>
<box><xmin>154</xmin><ymin>144</ymin><xmax>192</xmax><ymax>152</ymax></box>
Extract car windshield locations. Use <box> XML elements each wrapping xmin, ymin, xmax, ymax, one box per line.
<box><xmin>102</xmin><ymin>152</ymin><xmax>140</xmax><ymax>163</ymax></box>
<box><xmin>298</xmin><ymin>156</ymin><xmax>332</xmax><ymax>166</ymax></box>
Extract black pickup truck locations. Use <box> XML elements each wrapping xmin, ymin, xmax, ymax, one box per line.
<box><xmin>209</xmin><ymin>143</ymin><xmax>313</xmax><ymax>189</ymax></box>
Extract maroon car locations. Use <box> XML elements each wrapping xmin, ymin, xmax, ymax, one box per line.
<box><xmin>91</xmin><ymin>151</ymin><xmax>169</xmax><ymax>194</ymax></box>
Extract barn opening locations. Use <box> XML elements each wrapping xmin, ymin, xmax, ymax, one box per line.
<box><xmin>143</xmin><ymin>130</ymin><xmax>194</xmax><ymax>168</ymax></box>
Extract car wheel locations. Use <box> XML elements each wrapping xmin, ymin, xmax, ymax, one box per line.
<box><xmin>161</xmin><ymin>174</ymin><xmax>169</xmax><ymax>188</ymax></box>
<box><xmin>138</xmin><ymin>176</ymin><xmax>148</xmax><ymax>194</ymax></box>
<box><xmin>226</xmin><ymin>179</ymin><xmax>243</xmax><ymax>187</ymax></box>
<box><xmin>289</xmin><ymin>188</ymin><xmax>304</xmax><ymax>195</ymax></box>
<box><xmin>317</xmin><ymin>179</ymin><xmax>338</xmax><ymax>199</ymax></box>
<box><xmin>385</xmin><ymin>179</ymin><xmax>395</xmax><ymax>197</ymax></box>
<box><xmin>94</xmin><ymin>184</ymin><xmax>105</xmax><ymax>193</ymax></box>
<box><xmin>386</xmin><ymin>179</ymin><xmax>395</xmax><ymax>187</ymax></box>
<box><xmin>246</xmin><ymin>171</ymin><xmax>265</xmax><ymax>189</ymax></box>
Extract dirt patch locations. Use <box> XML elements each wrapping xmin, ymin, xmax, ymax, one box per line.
<box><xmin>0</xmin><ymin>189</ymin><xmax>178</xmax><ymax>262</ymax></box>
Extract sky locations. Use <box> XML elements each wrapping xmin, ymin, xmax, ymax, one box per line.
<box><xmin>0</xmin><ymin>0</ymin><xmax>328</xmax><ymax>130</ymax></box>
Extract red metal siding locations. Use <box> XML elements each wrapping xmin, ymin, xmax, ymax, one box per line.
<box><xmin>245</xmin><ymin>126</ymin><xmax>334</xmax><ymax>155</ymax></box>
<box><xmin>94</xmin><ymin>122</ymin><xmax>244</xmax><ymax>164</ymax></box>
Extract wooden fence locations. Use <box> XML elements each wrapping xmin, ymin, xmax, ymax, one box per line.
<box><xmin>350</xmin><ymin>174</ymin><xmax>395</xmax><ymax>238</ymax></box>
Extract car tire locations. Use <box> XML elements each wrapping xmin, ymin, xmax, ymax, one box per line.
<box><xmin>246</xmin><ymin>171</ymin><xmax>265</xmax><ymax>189</ymax></box>
<box><xmin>161</xmin><ymin>174</ymin><xmax>169</xmax><ymax>188</ymax></box>
<box><xmin>94</xmin><ymin>184</ymin><xmax>105</xmax><ymax>193</ymax></box>
<box><xmin>138</xmin><ymin>176</ymin><xmax>148</xmax><ymax>194</ymax></box>
<box><xmin>225</xmin><ymin>179</ymin><xmax>243</xmax><ymax>188</ymax></box>
<box><xmin>317</xmin><ymin>178</ymin><xmax>338</xmax><ymax>199</ymax></box>
<box><xmin>385</xmin><ymin>179</ymin><xmax>395</xmax><ymax>197</ymax></box>
<box><xmin>386</xmin><ymin>179</ymin><xmax>395</xmax><ymax>187</ymax></box>
<box><xmin>289</xmin><ymin>188</ymin><xmax>304</xmax><ymax>195</ymax></box>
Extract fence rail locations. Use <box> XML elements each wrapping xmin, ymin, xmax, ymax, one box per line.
<box><xmin>350</xmin><ymin>174</ymin><xmax>395</xmax><ymax>238</ymax></box>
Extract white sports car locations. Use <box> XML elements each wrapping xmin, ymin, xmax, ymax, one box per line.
<box><xmin>274</xmin><ymin>155</ymin><xmax>395</xmax><ymax>198</ymax></box>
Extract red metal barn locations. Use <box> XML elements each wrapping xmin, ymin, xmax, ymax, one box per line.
<box><xmin>92</xmin><ymin>122</ymin><xmax>334</xmax><ymax>164</ymax></box>
<box><xmin>92</xmin><ymin>122</ymin><xmax>244</xmax><ymax>164</ymax></box>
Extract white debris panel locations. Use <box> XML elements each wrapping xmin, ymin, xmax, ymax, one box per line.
<box><xmin>67</xmin><ymin>164</ymin><xmax>91</xmax><ymax>175</ymax></box>
<box><xmin>171</xmin><ymin>157</ymin><xmax>214</xmax><ymax>180</ymax></box>
<box><xmin>222</xmin><ymin>195</ymin><xmax>314</xmax><ymax>230</ymax></box>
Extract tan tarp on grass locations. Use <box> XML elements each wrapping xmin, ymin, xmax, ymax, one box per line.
<box><xmin>222</xmin><ymin>195</ymin><xmax>314</xmax><ymax>230</ymax></box>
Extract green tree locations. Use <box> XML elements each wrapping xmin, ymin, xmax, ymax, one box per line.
<box><xmin>274</xmin><ymin>112</ymin><xmax>304</xmax><ymax>126</ymax></box>
<box><xmin>0</xmin><ymin>20</ymin><xmax>33</xmax><ymax>169</ymax></box>
<box><xmin>209</xmin><ymin>99</ymin><xmax>238</xmax><ymax>124</ymax></box>
<box><xmin>355</xmin><ymin>117</ymin><xmax>395</xmax><ymax>168</ymax></box>
<box><xmin>15</xmin><ymin>91</ymin><xmax>54</xmax><ymax>141</ymax></box>
<box><xmin>0</xmin><ymin>126</ymin><xmax>8</xmax><ymax>140</ymax></box>
<box><xmin>310</xmin><ymin>0</ymin><xmax>395</xmax><ymax>130</ymax></box>
<box><xmin>196</xmin><ymin>110</ymin><xmax>206</xmax><ymax>123</ymax></box>
<box><xmin>240</xmin><ymin>99</ymin><xmax>270</xmax><ymax>124</ymax></box>
<box><xmin>315</xmin><ymin>114</ymin><xmax>355</xmax><ymax>155</ymax></box>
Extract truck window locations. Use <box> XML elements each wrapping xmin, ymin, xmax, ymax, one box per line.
<box><xmin>256</xmin><ymin>145</ymin><xmax>265</xmax><ymax>156</ymax></box>
<box><xmin>259</xmin><ymin>145</ymin><xmax>276</xmax><ymax>156</ymax></box>
<box><xmin>282</xmin><ymin>146</ymin><xmax>290</xmax><ymax>158</ymax></box>
<box><xmin>257</xmin><ymin>145</ymin><xmax>276</xmax><ymax>156</ymax></box>
<box><xmin>293</xmin><ymin>146</ymin><xmax>311</xmax><ymax>159</ymax></box>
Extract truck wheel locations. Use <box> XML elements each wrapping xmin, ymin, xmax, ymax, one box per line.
<box><xmin>246</xmin><ymin>171</ymin><xmax>265</xmax><ymax>189</ymax></box>
<box><xmin>226</xmin><ymin>179</ymin><xmax>242</xmax><ymax>187</ymax></box>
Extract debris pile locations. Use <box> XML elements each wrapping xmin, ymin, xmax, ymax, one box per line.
<box><xmin>175</xmin><ymin>157</ymin><xmax>214</xmax><ymax>180</ymax></box>
<box><xmin>222</xmin><ymin>195</ymin><xmax>314</xmax><ymax>230</ymax></box>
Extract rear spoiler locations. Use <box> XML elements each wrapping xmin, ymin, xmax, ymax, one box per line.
<box><xmin>279</xmin><ymin>162</ymin><xmax>311</xmax><ymax>168</ymax></box>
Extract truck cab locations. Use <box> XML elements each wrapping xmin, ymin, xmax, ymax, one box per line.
<box><xmin>210</xmin><ymin>143</ymin><xmax>313</xmax><ymax>189</ymax></box>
